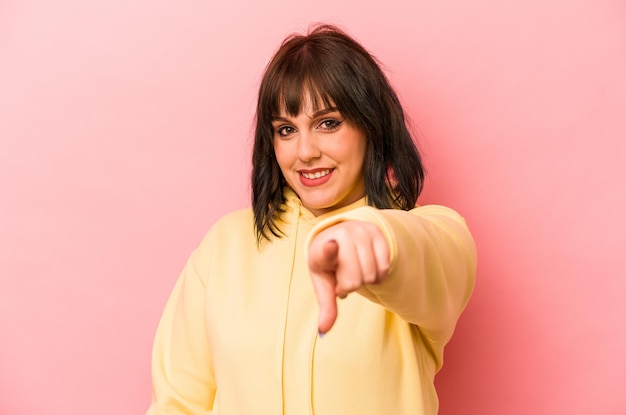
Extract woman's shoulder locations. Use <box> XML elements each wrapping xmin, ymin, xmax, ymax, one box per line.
<box><xmin>216</xmin><ymin>207</ymin><xmax>254</xmax><ymax>224</ymax></box>
<box><xmin>207</xmin><ymin>207</ymin><xmax>255</xmax><ymax>235</ymax></box>
<box><xmin>188</xmin><ymin>208</ymin><xmax>257</xmax><ymax>276</ymax></box>
<box><xmin>196</xmin><ymin>207</ymin><xmax>256</xmax><ymax>250</ymax></box>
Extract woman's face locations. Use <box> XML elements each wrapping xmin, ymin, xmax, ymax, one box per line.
<box><xmin>272</xmin><ymin>97</ymin><xmax>367</xmax><ymax>216</ymax></box>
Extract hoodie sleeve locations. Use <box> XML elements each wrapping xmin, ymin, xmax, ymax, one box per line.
<box><xmin>306</xmin><ymin>204</ymin><xmax>477</xmax><ymax>344</ymax></box>
<box><xmin>146</xmin><ymin>248</ymin><xmax>216</xmax><ymax>415</ymax></box>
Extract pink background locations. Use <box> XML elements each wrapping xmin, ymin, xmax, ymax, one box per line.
<box><xmin>1</xmin><ymin>1</ymin><xmax>625</xmax><ymax>414</ymax></box>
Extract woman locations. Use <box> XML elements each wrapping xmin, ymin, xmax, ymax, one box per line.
<box><xmin>147</xmin><ymin>24</ymin><xmax>476</xmax><ymax>415</ymax></box>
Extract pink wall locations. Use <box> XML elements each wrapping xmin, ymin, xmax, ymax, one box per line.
<box><xmin>1</xmin><ymin>1</ymin><xmax>625</xmax><ymax>414</ymax></box>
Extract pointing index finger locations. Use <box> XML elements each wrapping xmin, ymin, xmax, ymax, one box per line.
<box><xmin>310</xmin><ymin>239</ymin><xmax>339</xmax><ymax>334</ymax></box>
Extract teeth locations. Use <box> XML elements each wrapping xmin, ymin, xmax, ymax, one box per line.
<box><xmin>302</xmin><ymin>169</ymin><xmax>331</xmax><ymax>179</ymax></box>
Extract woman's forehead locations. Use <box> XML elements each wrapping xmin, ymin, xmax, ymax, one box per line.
<box><xmin>275</xmin><ymin>88</ymin><xmax>337</xmax><ymax>117</ymax></box>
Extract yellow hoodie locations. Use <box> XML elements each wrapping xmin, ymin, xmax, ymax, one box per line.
<box><xmin>147</xmin><ymin>190</ymin><xmax>476</xmax><ymax>415</ymax></box>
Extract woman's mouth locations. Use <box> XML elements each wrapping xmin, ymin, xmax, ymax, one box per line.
<box><xmin>300</xmin><ymin>169</ymin><xmax>332</xmax><ymax>179</ymax></box>
<box><xmin>299</xmin><ymin>169</ymin><xmax>334</xmax><ymax>186</ymax></box>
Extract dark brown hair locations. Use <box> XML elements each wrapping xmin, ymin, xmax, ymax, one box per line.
<box><xmin>252</xmin><ymin>24</ymin><xmax>424</xmax><ymax>242</ymax></box>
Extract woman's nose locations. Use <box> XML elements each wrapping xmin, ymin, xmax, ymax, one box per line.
<box><xmin>297</xmin><ymin>131</ymin><xmax>321</xmax><ymax>163</ymax></box>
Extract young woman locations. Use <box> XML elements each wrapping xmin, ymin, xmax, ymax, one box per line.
<box><xmin>147</xmin><ymin>24</ymin><xmax>476</xmax><ymax>415</ymax></box>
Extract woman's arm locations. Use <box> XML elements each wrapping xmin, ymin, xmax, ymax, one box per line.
<box><xmin>307</xmin><ymin>205</ymin><xmax>477</xmax><ymax>343</ymax></box>
<box><xmin>147</xmin><ymin>251</ymin><xmax>216</xmax><ymax>415</ymax></box>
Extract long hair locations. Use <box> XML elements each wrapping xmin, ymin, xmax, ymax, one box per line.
<box><xmin>252</xmin><ymin>24</ymin><xmax>425</xmax><ymax>243</ymax></box>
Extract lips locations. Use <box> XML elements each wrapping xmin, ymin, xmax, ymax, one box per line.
<box><xmin>300</xmin><ymin>169</ymin><xmax>332</xmax><ymax>179</ymax></box>
<box><xmin>298</xmin><ymin>168</ymin><xmax>334</xmax><ymax>186</ymax></box>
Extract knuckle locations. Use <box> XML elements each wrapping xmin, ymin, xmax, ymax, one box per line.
<box><xmin>363</xmin><ymin>271</ymin><xmax>377</xmax><ymax>285</ymax></box>
<box><xmin>378</xmin><ymin>264</ymin><xmax>390</xmax><ymax>281</ymax></box>
<box><xmin>336</xmin><ymin>278</ymin><xmax>361</xmax><ymax>296</ymax></box>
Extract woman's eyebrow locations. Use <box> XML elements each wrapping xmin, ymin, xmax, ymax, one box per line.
<box><xmin>309</xmin><ymin>107</ymin><xmax>339</xmax><ymax>119</ymax></box>
<box><xmin>271</xmin><ymin>116</ymin><xmax>291</xmax><ymax>124</ymax></box>
<box><xmin>271</xmin><ymin>107</ymin><xmax>340</xmax><ymax>123</ymax></box>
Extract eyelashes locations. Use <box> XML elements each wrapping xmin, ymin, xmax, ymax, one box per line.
<box><xmin>276</xmin><ymin>125</ymin><xmax>296</xmax><ymax>137</ymax></box>
<box><xmin>274</xmin><ymin>118</ymin><xmax>344</xmax><ymax>138</ymax></box>
<box><xmin>319</xmin><ymin>119</ymin><xmax>343</xmax><ymax>131</ymax></box>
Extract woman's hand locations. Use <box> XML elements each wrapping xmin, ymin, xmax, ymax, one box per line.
<box><xmin>308</xmin><ymin>220</ymin><xmax>390</xmax><ymax>335</ymax></box>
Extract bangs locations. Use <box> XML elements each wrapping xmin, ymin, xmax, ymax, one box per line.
<box><xmin>275</xmin><ymin>77</ymin><xmax>337</xmax><ymax>117</ymax></box>
<box><xmin>265</xmin><ymin>49</ymin><xmax>348</xmax><ymax>118</ymax></box>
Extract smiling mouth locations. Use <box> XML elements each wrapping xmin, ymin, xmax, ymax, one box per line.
<box><xmin>300</xmin><ymin>169</ymin><xmax>332</xmax><ymax>179</ymax></box>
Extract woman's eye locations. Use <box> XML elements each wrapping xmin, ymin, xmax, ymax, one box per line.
<box><xmin>276</xmin><ymin>126</ymin><xmax>295</xmax><ymax>137</ymax></box>
<box><xmin>319</xmin><ymin>119</ymin><xmax>343</xmax><ymax>131</ymax></box>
